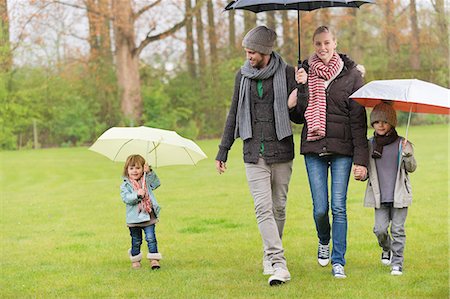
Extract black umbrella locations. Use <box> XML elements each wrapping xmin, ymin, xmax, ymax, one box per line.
<box><xmin>224</xmin><ymin>0</ymin><xmax>375</xmax><ymax>66</ymax></box>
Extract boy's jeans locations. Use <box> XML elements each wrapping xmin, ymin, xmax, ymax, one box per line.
<box><xmin>304</xmin><ymin>154</ymin><xmax>352</xmax><ymax>266</ymax></box>
<box><xmin>374</xmin><ymin>206</ymin><xmax>408</xmax><ymax>267</ymax></box>
<box><xmin>129</xmin><ymin>224</ymin><xmax>158</xmax><ymax>256</ymax></box>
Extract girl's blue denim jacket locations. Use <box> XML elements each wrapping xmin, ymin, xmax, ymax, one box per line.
<box><xmin>120</xmin><ymin>171</ymin><xmax>161</xmax><ymax>224</ymax></box>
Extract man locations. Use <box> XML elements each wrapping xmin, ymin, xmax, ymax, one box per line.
<box><xmin>215</xmin><ymin>26</ymin><xmax>297</xmax><ymax>286</ymax></box>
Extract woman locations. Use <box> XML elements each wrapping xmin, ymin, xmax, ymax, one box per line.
<box><xmin>288</xmin><ymin>26</ymin><xmax>369</xmax><ymax>278</ymax></box>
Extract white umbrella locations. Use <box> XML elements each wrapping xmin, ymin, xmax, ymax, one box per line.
<box><xmin>350</xmin><ymin>79</ymin><xmax>450</xmax><ymax>138</ymax></box>
<box><xmin>89</xmin><ymin>126</ymin><xmax>207</xmax><ymax>167</ymax></box>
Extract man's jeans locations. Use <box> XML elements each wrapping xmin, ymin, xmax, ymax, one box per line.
<box><xmin>129</xmin><ymin>224</ymin><xmax>158</xmax><ymax>256</ymax></box>
<box><xmin>305</xmin><ymin>154</ymin><xmax>352</xmax><ymax>266</ymax></box>
<box><xmin>245</xmin><ymin>158</ymin><xmax>293</xmax><ymax>270</ymax></box>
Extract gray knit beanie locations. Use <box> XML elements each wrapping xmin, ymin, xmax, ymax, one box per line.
<box><xmin>370</xmin><ymin>102</ymin><xmax>397</xmax><ymax>128</ymax></box>
<box><xmin>242</xmin><ymin>26</ymin><xmax>277</xmax><ymax>55</ymax></box>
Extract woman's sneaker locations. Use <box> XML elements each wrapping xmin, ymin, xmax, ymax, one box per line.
<box><xmin>381</xmin><ymin>250</ymin><xmax>392</xmax><ymax>266</ymax></box>
<box><xmin>391</xmin><ymin>265</ymin><xmax>403</xmax><ymax>276</ymax></box>
<box><xmin>332</xmin><ymin>263</ymin><xmax>347</xmax><ymax>278</ymax></box>
<box><xmin>263</xmin><ymin>260</ymin><xmax>275</xmax><ymax>275</ymax></box>
<box><xmin>318</xmin><ymin>243</ymin><xmax>330</xmax><ymax>266</ymax></box>
<box><xmin>268</xmin><ymin>268</ymin><xmax>291</xmax><ymax>286</ymax></box>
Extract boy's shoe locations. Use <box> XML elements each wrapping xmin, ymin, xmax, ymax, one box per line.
<box><xmin>263</xmin><ymin>260</ymin><xmax>275</xmax><ymax>275</ymax></box>
<box><xmin>332</xmin><ymin>263</ymin><xmax>347</xmax><ymax>279</ymax></box>
<box><xmin>318</xmin><ymin>243</ymin><xmax>330</xmax><ymax>267</ymax></box>
<box><xmin>391</xmin><ymin>265</ymin><xmax>403</xmax><ymax>276</ymax></box>
<box><xmin>381</xmin><ymin>250</ymin><xmax>392</xmax><ymax>266</ymax></box>
<box><xmin>268</xmin><ymin>268</ymin><xmax>291</xmax><ymax>286</ymax></box>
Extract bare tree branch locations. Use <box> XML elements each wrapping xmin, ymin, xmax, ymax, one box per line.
<box><xmin>134</xmin><ymin>0</ymin><xmax>206</xmax><ymax>57</ymax></box>
<box><xmin>133</xmin><ymin>0</ymin><xmax>162</xmax><ymax>21</ymax></box>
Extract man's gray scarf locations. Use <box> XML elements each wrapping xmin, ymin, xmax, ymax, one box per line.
<box><xmin>235</xmin><ymin>52</ymin><xmax>292</xmax><ymax>141</ymax></box>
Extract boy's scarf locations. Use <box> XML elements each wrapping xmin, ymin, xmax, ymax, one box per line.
<box><xmin>235</xmin><ymin>52</ymin><xmax>292</xmax><ymax>141</ymax></box>
<box><xmin>305</xmin><ymin>53</ymin><xmax>344</xmax><ymax>141</ymax></box>
<box><xmin>372</xmin><ymin>128</ymin><xmax>399</xmax><ymax>159</ymax></box>
<box><xmin>130</xmin><ymin>175</ymin><xmax>152</xmax><ymax>214</ymax></box>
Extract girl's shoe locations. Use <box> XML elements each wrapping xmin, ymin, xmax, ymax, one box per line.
<box><xmin>150</xmin><ymin>259</ymin><xmax>160</xmax><ymax>270</ymax></box>
<box><xmin>129</xmin><ymin>249</ymin><xmax>142</xmax><ymax>269</ymax></box>
<box><xmin>132</xmin><ymin>261</ymin><xmax>141</xmax><ymax>269</ymax></box>
<box><xmin>147</xmin><ymin>253</ymin><xmax>162</xmax><ymax>270</ymax></box>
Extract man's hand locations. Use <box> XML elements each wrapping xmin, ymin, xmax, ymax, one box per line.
<box><xmin>216</xmin><ymin>160</ymin><xmax>227</xmax><ymax>174</ymax></box>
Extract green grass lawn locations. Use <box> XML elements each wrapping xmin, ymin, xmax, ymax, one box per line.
<box><xmin>1</xmin><ymin>124</ymin><xmax>448</xmax><ymax>298</ymax></box>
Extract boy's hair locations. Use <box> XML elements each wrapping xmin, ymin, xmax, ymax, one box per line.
<box><xmin>370</xmin><ymin>102</ymin><xmax>398</xmax><ymax>128</ymax></box>
<box><xmin>123</xmin><ymin>154</ymin><xmax>146</xmax><ymax>177</ymax></box>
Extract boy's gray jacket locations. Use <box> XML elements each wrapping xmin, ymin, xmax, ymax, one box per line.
<box><xmin>120</xmin><ymin>171</ymin><xmax>161</xmax><ymax>224</ymax></box>
<box><xmin>364</xmin><ymin>137</ymin><xmax>417</xmax><ymax>209</ymax></box>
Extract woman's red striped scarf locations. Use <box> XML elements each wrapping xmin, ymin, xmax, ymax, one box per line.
<box><xmin>130</xmin><ymin>175</ymin><xmax>152</xmax><ymax>214</ymax></box>
<box><xmin>305</xmin><ymin>53</ymin><xmax>344</xmax><ymax>141</ymax></box>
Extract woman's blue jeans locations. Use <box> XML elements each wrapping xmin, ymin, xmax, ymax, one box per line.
<box><xmin>129</xmin><ymin>225</ymin><xmax>158</xmax><ymax>256</ymax></box>
<box><xmin>304</xmin><ymin>154</ymin><xmax>352</xmax><ymax>266</ymax></box>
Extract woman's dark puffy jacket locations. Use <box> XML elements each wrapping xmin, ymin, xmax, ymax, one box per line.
<box><xmin>290</xmin><ymin>54</ymin><xmax>369</xmax><ymax>167</ymax></box>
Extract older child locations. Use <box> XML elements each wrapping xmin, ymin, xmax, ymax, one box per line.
<box><xmin>354</xmin><ymin>102</ymin><xmax>416</xmax><ymax>276</ymax></box>
<box><xmin>120</xmin><ymin>154</ymin><xmax>162</xmax><ymax>269</ymax></box>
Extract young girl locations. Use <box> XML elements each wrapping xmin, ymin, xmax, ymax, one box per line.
<box><xmin>354</xmin><ymin>102</ymin><xmax>417</xmax><ymax>276</ymax></box>
<box><xmin>120</xmin><ymin>154</ymin><xmax>162</xmax><ymax>269</ymax></box>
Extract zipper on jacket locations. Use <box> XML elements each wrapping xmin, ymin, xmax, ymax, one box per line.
<box><xmin>404</xmin><ymin>179</ymin><xmax>410</xmax><ymax>194</ymax></box>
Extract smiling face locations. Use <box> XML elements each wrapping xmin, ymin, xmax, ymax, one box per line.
<box><xmin>127</xmin><ymin>164</ymin><xmax>144</xmax><ymax>181</ymax></box>
<box><xmin>372</xmin><ymin>121</ymin><xmax>393</xmax><ymax>136</ymax></box>
<box><xmin>313</xmin><ymin>31</ymin><xmax>337</xmax><ymax>65</ymax></box>
<box><xmin>245</xmin><ymin>48</ymin><xmax>270</xmax><ymax>69</ymax></box>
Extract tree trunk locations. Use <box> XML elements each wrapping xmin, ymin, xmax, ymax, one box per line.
<box><xmin>349</xmin><ymin>9</ymin><xmax>363</xmax><ymax>63</ymax></box>
<box><xmin>0</xmin><ymin>0</ymin><xmax>11</xmax><ymax>72</ymax></box>
<box><xmin>384</xmin><ymin>0</ymin><xmax>397</xmax><ymax>66</ymax></box>
<box><xmin>244</xmin><ymin>11</ymin><xmax>257</xmax><ymax>36</ymax></box>
<box><xmin>195</xmin><ymin>0</ymin><xmax>206</xmax><ymax>76</ymax></box>
<box><xmin>206</xmin><ymin>0</ymin><xmax>217</xmax><ymax>66</ymax></box>
<box><xmin>409</xmin><ymin>0</ymin><xmax>420</xmax><ymax>69</ymax></box>
<box><xmin>228</xmin><ymin>9</ymin><xmax>236</xmax><ymax>55</ymax></box>
<box><xmin>281</xmin><ymin>11</ymin><xmax>295</xmax><ymax>65</ymax></box>
<box><xmin>86</xmin><ymin>0</ymin><xmax>118</xmax><ymax>126</ymax></box>
<box><xmin>112</xmin><ymin>0</ymin><xmax>142</xmax><ymax>125</ymax></box>
<box><xmin>266</xmin><ymin>11</ymin><xmax>277</xmax><ymax>48</ymax></box>
<box><xmin>434</xmin><ymin>0</ymin><xmax>449</xmax><ymax>62</ymax></box>
<box><xmin>185</xmin><ymin>0</ymin><xmax>196</xmax><ymax>78</ymax></box>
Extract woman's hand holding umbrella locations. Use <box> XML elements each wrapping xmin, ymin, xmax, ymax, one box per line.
<box><xmin>288</xmin><ymin>67</ymin><xmax>308</xmax><ymax>109</ymax></box>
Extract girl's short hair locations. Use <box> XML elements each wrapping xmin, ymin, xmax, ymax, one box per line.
<box><xmin>123</xmin><ymin>154</ymin><xmax>146</xmax><ymax>177</ymax></box>
<box><xmin>312</xmin><ymin>25</ymin><xmax>336</xmax><ymax>41</ymax></box>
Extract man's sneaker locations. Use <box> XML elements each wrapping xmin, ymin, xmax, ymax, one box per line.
<box><xmin>381</xmin><ymin>250</ymin><xmax>392</xmax><ymax>266</ymax></box>
<box><xmin>391</xmin><ymin>265</ymin><xmax>403</xmax><ymax>276</ymax></box>
<box><xmin>268</xmin><ymin>268</ymin><xmax>291</xmax><ymax>286</ymax></box>
<box><xmin>318</xmin><ymin>243</ymin><xmax>330</xmax><ymax>266</ymax></box>
<box><xmin>263</xmin><ymin>260</ymin><xmax>275</xmax><ymax>275</ymax></box>
<box><xmin>332</xmin><ymin>263</ymin><xmax>347</xmax><ymax>279</ymax></box>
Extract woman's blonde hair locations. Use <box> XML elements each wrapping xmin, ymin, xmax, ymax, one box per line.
<box><xmin>312</xmin><ymin>25</ymin><xmax>336</xmax><ymax>41</ymax></box>
<box><xmin>123</xmin><ymin>154</ymin><xmax>146</xmax><ymax>177</ymax></box>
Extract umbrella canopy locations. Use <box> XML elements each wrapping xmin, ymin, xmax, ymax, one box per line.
<box><xmin>89</xmin><ymin>126</ymin><xmax>208</xmax><ymax>167</ymax></box>
<box><xmin>224</xmin><ymin>0</ymin><xmax>375</xmax><ymax>64</ymax></box>
<box><xmin>350</xmin><ymin>79</ymin><xmax>450</xmax><ymax>115</ymax></box>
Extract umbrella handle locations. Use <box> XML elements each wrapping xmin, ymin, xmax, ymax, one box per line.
<box><xmin>405</xmin><ymin>106</ymin><xmax>412</xmax><ymax>141</ymax></box>
<box><xmin>142</xmin><ymin>172</ymin><xmax>146</xmax><ymax>189</ymax></box>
